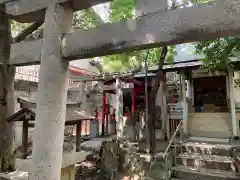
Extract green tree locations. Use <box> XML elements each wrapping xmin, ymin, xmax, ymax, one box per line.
<box><xmin>195</xmin><ymin>37</ymin><xmax>240</xmax><ymax>70</ymax></box>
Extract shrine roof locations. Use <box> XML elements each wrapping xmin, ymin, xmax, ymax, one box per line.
<box><xmin>7</xmin><ymin>107</ymin><xmax>95</xmax><ymax>125</ymax></box>
<box><xmin>69</xmin><ymin>65</ymin><xmax>93</xmax><ymax>76</ymax></box>
<box><xmin>7</xmin><ymin>98</ymin><xmax>95</xmax><ymax>125</ymax></box>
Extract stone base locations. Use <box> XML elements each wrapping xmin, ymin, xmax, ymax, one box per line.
<box><xmin>61</xmin><ymin>165</ymin><xmax>75</xmax><ymax>180</ymax></box>
<box><xmin>0</xmin><ymin>166</ymin><xmax>75</xmax><ymax>180</ymax></box>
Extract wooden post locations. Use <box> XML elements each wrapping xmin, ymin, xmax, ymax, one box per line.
<box><xmin>101</xmin><ymin>93</ymin><xmax>106</xmax><ymax>136</ymax></box>
<box><xmin>29</xmin><ymin>3</ymin><xmax>73</xmax><ymax>180</ymax></box>
<box><xmin>22</xmin><ymin>119</ymin><xmax>28</xmax><ymax>159</ymax></box>
<box><xmin>131</xmin><ymin>85</ymin><xmax>135</xmax><ymax>115</ymax></box>
<box><xmin>116</xmin><ymin>78</ymin><xmax>123</xmax><ymax>138</ymax></box>
<box><xmin>180</xmin><ymin>71</ymin><xmax>188</xmax><ymax>134</ymax></box>
<box><xmin>76</xmin><ymin>122</ymin><xmax>81</xmax><ymax>152</ymax></box>
<box><xmin>189</xmin><ymin>75</ymin><xmax>194</xmax><ymax>113</ymax></box>
<box><xmin>161</xmin><ymin>73</ymin><xmax>168</xmax><ymax>139</ymax></box>
<box><xmin>228</xmin><ymin>68</ymin><xmax>239</xmax><ymax>136</ymax></box>
<box><xmin>226</xmin><ymin>75</ymin><xmax>230</xmax><ymax>110</ymax></box>
<box><xmin>106</xmin><ymin>97</ymin><xmax>109</xmax><ymax>134</ymax></box>
<box><xmin>187</xmin><ymin>72</ymin><xmax>194</xmax><ymax>113</ymax></box>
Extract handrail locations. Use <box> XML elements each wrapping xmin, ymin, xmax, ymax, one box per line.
<box><xmin>162</xmin><ymin>120</ymin><xmax>183</xmax><ymax>158</ymax></box>
<box><xmin>162</xmin><ymin>119</ymin><xmax>183</xmax><ymax>180</ymax></box>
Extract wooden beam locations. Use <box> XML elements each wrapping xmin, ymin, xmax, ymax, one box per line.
<box><xmin>9</xmin><ymin>0</ymin><xmax>240</xmax><ymax>66</ymax></box>
<box><xmin>5</xmin><ymin>0</ymin><xmax>112</xmax><ymax>22</ymax></box>
<box><xmin>22</xmin><ymin>119</ymin><xmax>28</xmax><ymax>159</ymax></box>
<box><xmin>76</xmin><ymin>122</ymin><xmax>81</xmax><ymax>152</ymax></box>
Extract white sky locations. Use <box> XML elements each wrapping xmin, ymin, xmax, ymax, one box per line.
<box><xmin>93</xmin><ymin>3</ymin><xmax>109</xmax><ymax>23</ymax></box>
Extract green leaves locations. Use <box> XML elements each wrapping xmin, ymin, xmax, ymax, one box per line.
<box><xmin>73</xmin><ymin>8</ymin><xmax>104</xmax><ymax>29</ymax></box>
<box><xmin>108</xmin><ymin>0</ymin><xmax>135</xmax><ymax>22</ymax></box>
<box><xmin>195</xmin><ymin>37</ymin><xmax>240</xmax><ymax>70</ymax></box>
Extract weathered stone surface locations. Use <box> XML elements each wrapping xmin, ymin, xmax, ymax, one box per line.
<box><xmin>233</xmin><ymin>151</ymin><xmax>240</xmax><ymax>174</ymax></box>
<box><xmin>0</xmin><ymin>0</ymin><xmax>11</xmax><ymax>4</ymax></box>
<box><xmin>5</xmin><ymin>0</ymin><xmax>112</xmax><ymax>22</ymax></box>
<box><xmin>9</xmin><ymin>0</ymin><xmax>240</xmax><ymax>66</ymax></box>
<box><xmin>98</xmin><ymin>139</ymin><xmax>168</xmax><ymax>180</ymax></box>
<box><xmin>0</xmin><ymin>171</ymin><xmax>28</xmax><ymax>180</ymax></box>
<box><xmin>29</xmin><ymin>3</ymin><xmax>73</xmax><ymax>180</ymax></box>
<box><xmin>62</xmin><ymin>0</ymin><xmax>240</xmax><ymax>60</ymax></box>
<box><xmin>10</xmin><ymin>40</ymin><xmax>42</xmax><ymax>66</ymax></box>
<box><xmin>135</xmin><ymin>0</ymin><xmax>168</xmax><ymax>17</ymax></box>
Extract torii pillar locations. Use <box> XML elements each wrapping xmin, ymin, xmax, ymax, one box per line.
<box><xmin>116</xmin><ymin>77</ymin><xmax>123</xmax><ymax>138</ymax></box>
<box><xmin>30</xmin><ymin>3</ymin><xmax>73</xmax><ymax>180</ymax></box>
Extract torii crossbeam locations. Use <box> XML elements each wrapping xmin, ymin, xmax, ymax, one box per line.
<box><xmin>0</xmin><ymin>0</ymin><xmax>112</xmax><ymax>22</ymax></box>
<box><xmin>8</xmin><ymin>0</ymin><xmax>240</xmax><ymax>66</ymax></box>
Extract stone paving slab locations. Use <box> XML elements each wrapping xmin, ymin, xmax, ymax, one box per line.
<box><xmin>80</xmin><ymin>135</ymin><xmax>117</xmax><ymax>152</ymax></box>
<box><xmin>0</xmin><ymin>171</ymin><xmax>28</xmax><ymax>180</ymax></box>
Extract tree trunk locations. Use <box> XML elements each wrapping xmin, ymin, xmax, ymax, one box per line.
<box><xmin>148</xmin><ymin>46</ymin><xmax>168</xmax><ymax>153</ymax></box>
<box><xmin>0</xmin><ymin>7</ymin><xmax>15</xmax><ymax>172</ymax></box>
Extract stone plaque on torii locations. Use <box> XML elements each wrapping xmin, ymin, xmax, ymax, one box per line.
<box><xmin>1</xmin><ymin>0</ymin><xmax>240</xmax><ymax>179</ymax></box>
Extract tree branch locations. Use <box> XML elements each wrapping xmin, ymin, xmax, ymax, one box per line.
<box><xmin>12</xmin><ymin>20</ymin><xmax>43</xmax><ymax>43</ymax></box>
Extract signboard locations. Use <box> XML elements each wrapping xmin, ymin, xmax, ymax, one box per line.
<box><xmin>104</xmin><ymin>83</ymin><xmax>134</xmax><ymax>91</ymax></box>
<box><xmin>192</xmin><ymin>69</ymin><xmax>226</xmax><ymax>79</ymax></box>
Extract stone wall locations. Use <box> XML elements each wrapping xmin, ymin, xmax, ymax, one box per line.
<box><xmin>99</xmin><ymin>139</ymin><xmax>171</xmax><ymax>180</ymax></box>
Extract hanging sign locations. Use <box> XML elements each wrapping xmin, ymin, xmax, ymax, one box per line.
<box><xmin>104</xmin><ymin>83</ymin><xmax>134</xmax><ymax>91</ymax></box>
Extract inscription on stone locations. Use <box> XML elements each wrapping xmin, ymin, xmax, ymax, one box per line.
<box><xmin>79</xmin><ymin>40</ymin><xmax>128</xmax><ymax>53</ymax></box>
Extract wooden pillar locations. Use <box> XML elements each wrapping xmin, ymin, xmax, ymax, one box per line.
<box><xmin>22</xmin><ymin>118</ymin><xmax>28</xmax><ymax>159</ymax></box>
<box><xmin>76</xmin><ymin>122</ymin><xmax>81</xmax><ymax>152</ymax></box>
<box><xmin>131</xmin><ymin>84</ymin><xmax>135</xmax><ymax>115</ymax></box>
<box><xmin>180</xmin><ymin>71</ymin><xmax>188</xmax><ymax>134</ymax></box>
<box><xmin>106</xmin><ymin>96</ymin><xmax>109</xmax><ymax>134</ymax></box>
<box><xmin>101</xmin><ymin>93</ymin><xmax>106</xmax><ymax>136</ymax></box>
<box><xmin>187</xmin><ymin>73</ymin><xmax>194</xmax><ymax>113</ymax></box>
<box><xmin>189</xmin><ymin>76</ymin><xmax>194</xmax><ymax>113</ymax></box>
<box><xmin>30</xmin><ymin>3</ymin><xmax>73</xmax><ymax>180</ymax></box>
<box><xmin>226</xmin><ymin>75</ymin><xmax>230</xmax><ymax>110</ymax></box>
<box><xmin>161</xmin><ymin>73</ymin><xmax>168</xmax><ymax>139</ymax></box>
<box><xmin>228</xmin><ymin>68</ymin><xmax>239</xmax><ymax>136</ymax></box>
<box><xmin>116</xmin><ymin>78</ymin><xmax>123</xmax><ymax>138</ymax></box>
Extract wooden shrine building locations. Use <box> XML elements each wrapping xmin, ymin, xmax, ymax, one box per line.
<box><xmin>7</xmin><ymin>98</ymin><xmax>96</xmax><ymax>159</ymax></box>
<box><xmin>71</xmin><ymin>44</ymin><xmax>240</xmax><ymax>140</ymax></box>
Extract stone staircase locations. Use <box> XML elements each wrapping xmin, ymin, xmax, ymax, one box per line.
<box><xmin>171</xmin><ymin>137</ymin><xmax>240</xmax><ymax>180</ymax></box>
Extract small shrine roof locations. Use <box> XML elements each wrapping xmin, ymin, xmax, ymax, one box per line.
<box><xmin>7</xmin><ymin>98</ymin><xmax>95</xmax><ymax>125</ymax></box>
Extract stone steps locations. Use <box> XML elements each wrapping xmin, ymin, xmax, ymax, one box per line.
<box><xmin>183</xmin><ymin>141</ymin><xmax>232</xmax><ymax>157</ymax></box>
<box><xmin>172</xmin><ymin>165</ymin><xmax>239</xmax><ymax>180</ymax></box>
<box><xmin>177</xmin><ymin>152</ymin><xmax>236</xmax><ymax>172</ymax></box>
<box><xmin>170</xmin><ymin>137</ymin><xmax>239</xmax><ymax>180</ymax></box>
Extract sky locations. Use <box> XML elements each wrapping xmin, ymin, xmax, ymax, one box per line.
<box><xmin>92</xmin><ymin>3</ymin><xmax>109</xmax><ymax>23</ymax></box>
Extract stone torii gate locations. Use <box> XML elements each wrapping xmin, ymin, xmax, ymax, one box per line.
<box><xmin>1</xmin><ymin>0</ymin><xmax>240</xmax><ymax>179</ymax></box>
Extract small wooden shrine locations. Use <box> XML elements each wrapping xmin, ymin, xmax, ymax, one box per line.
<box><xmin>7</xmin><ymin>98</ymin><xmax>96</xmax><ymax>159</ymax></box>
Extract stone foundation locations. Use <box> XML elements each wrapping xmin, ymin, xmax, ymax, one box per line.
<box><xmin>99</xmin><ymin>139</ymin><xmax>169</xmax><ymax>180</ymax></box>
